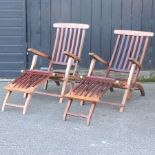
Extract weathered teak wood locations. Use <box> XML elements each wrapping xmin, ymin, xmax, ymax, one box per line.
<box><xmin>64</xmin><ymin>77</ymin><xmax>115</xmax><ymax>125</ymax></box>
<box><xmin>29</xmin><ymin>23</ymin><xmax>89</xmax><ymax>103</ymax></box>
<box><xmin>90</xmin><ymin>30</ymin><xmax>154</xmax><ymax>113</ymax></box>
<box><xmin>2</xmin><ymin>23</ymin><xmax>89</xmax><ymax>114</ymax></box>
<box><xmin>63</xmin><ymin>30</ymin><xmax>154</xmax><ymax>125</ymax></box>
<box><xmin>2</xmin><ymin>71</ymin><xmax>50</xmax><ymax>114</ymax></box>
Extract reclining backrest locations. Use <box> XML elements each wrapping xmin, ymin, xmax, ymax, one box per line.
<box><xmin>109</xmin><ymin>30</ymin><xmax>154</xmax><ymax>73</ymax></box>
<box><xmin>51</xmin><ymin>23</ymin><xmax>89</xmax><ymax>66</ymax></box>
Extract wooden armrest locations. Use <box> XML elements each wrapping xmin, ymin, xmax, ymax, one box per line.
<box><xmin>64</xmin><ymin>51</ymin><xmax>80</xmax><ymax>62</ymax></box>
<box><xmin>28</xmin><ymin>48</ymin><xmax>51</xmax><ymax>59</ymax></box>
<box><xmin>129</xmin><ymin>58</ymin><xmax>142</xmax><ymax>70</ymax></box>
<box><xmin>89</xmin><ymin>52</ymin><xmax>109</xmax><ymax>65</ymax></box>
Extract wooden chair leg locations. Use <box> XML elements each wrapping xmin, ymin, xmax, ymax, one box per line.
<box><xmin>23</xmin><ymin>94</ymin><xmax>32</xmax><ymax>115</ymax></box>
<box><xmin>2</xmin><ymin>91</ymin><xmax>11</xmax><ymax>112</ymax></box>
<box><xmin>54</xmin><ymin>81</ymin><xmax>60</xmax><ymax>86</ymax></box>
<box><xmin>59</xmin><ymin>80</ymin><xmax>68</xmax><ymax>103</ymax></box>
<box><xmin>110</xmin><ymin>87</ymin><xmax>114</xmax><ymax>92</ymax></box>
<box><xmin>44</xmin><ymin>80</ymin><xmax>60</xmax><ymax>90</ymax></box>
<box><xmin>23</xmin><ymin>93</ymin><xmax>28</xmax><ymax>98</ymax></box>
<box><xmin>135</xmin><ymin>83</ymin><xmax>145</xmax><ymax>96</ymax></box>
<box><xmin>60</xmin><ymin>57</ymin><xmax>72</xmax><ymax>103</ymax></box>
<box><xmin>59</xmin><ymin>98</ymin><xmax>64</xmax><ymax>104</ymax></box>
<box><xmin>44</xmin><ymin>80</ymin><xmax>49</xmax><ymax>90</ymax></box>
<box><xmin>127</xmin><ymin>90</ymin><xmax>132</xmax><ymax>100</ymax></box>
<box><xmin>87</xmin><ymin>103</ymin><xmax>96</xmax><ymax>126</ymax></box>
<box><xmin>70</xmin><ymin>82</ymin><xmax>75</xmax><ymax>91</ymax></box>
<box><xmin>80</xmin><ymin>100</ymin><xmax>85</xmax><ymax>106</ymax></box>
<box><xmin>120</xmin><ymin>64</ymin><xmax>136</xmax><ymax>112</ymax></box>
<box><xmin>63</xmin><ymin>99</ymin><xmax>97</xmax><ymax>125</ymax></box>
<box><xmin>119</xmin><ymin>88</ymin><xmax>130</xmax><ymax>112</ymax></box>
<box><xmin>63</xmin><ymin>99</ymin><xmax>72</xmax><ymax>121</ymax></box>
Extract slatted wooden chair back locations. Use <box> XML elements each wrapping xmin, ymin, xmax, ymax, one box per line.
<box><xmin>108</xmin><ymin>30</ymin><xmax>153</xmax><ymax>74</ymax></box>
<box><xmin>49</xmin><ymin>23</ymin><xmax>89</xmax><ymax>69</ymax></box>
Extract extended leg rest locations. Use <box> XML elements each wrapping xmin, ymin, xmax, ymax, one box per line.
<box><xmin>2</xmin><ymin>70</ymin><xmax>50</xmax><ymax>114</ymax></box>
<box><xmin>63</xmin><ymin>77</ymin><xmax>115</xmax><ymax>125</ymax></box>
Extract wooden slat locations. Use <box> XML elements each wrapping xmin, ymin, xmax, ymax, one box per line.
<box><xmin>5</xmin><ymin>71</ymin><xmax>50</xmax><ymax>93</ymax></box>
<box><xmin>60</xmin><ymin>28</ymin><xmax>68</xmax><ymax>62</ymax></box>
<box><xmin>68</xmin><ymin>77</ymin><xmax>114</xmax><ymax>102</ymax></box>
<box><xmin>65</xmin><ymin>93</ymin><xmax>99</xmax><ymax>102</ymax></box>
<box><xmin>109</xmin><ymin>35</ymin><xmax>120</xmax><ymax>67</ymax></box>
<box><xmin>34</xmin><ymin>91</ymin><xmax>61</xmax><ymax>97</ymax></box>
<box><xmin>135</xmin><ymin>36</ymin><xmax>144</xmax><ymax>61</ymax></box>
<box><xmin>127</xmin><ymin>36</ymin><xmax>139</xmax><ymax>70</ymax></box>
<box><xmin>67</xmin><ymin>112</ymin><xmax>88</xmax><ymax>118</ymax></box>
<box><xmin>56</xmin><ymin>28</ymin><xmax>64</xmax><ymax>62</ymax></box>
<box><xmin>84</xmin><ymin>81</ymin><xmax>98</xmax><ymax>96</ymax></box>
<box><xmin>87</xmin><ymin>82</ymin><xmax>101</xmax><ymax>97</ymax></box>
<box><xmin>74</xmin><ymin>29</ymin><xmax>81</xmax><ymax>56</ymax></box>
<box><xmin>74</xmin><ymin>80</ymin><xmax>90</xmax><ymax>95</ymax></box>
<box><xmin>140</xmin><ymin>37</ymin><xmax>149</xmax><ymax>64</ymax></box>
<box><xmin>71</xmin><ymin>28</ymin><xmax>77</xmax><ymax>54</ymax></box>
<box><xmin>78</xmin><ymin>30</ymin><xmax>86</xmax><ymax>58</ymax></box>
<box><xmin>114</xmin><ymin>30</ymin><xmax>153</xmax><ymax>37</ymax></box>
<box><xmin>118</xmin><ymin>35</ymin><xmax>130</xmax><ymax>69</ymax></box>
<box><xmin>72</xmin><ymin>79</ymin><xmax>87</xmax><ymax>92</ymax></box>
<box><xmin>123</xmin><ymin>36</ymin><xmax>134</xmax><ymax>70</ymax></box>
<box><xmin>113</xmin><ymin>35</ymin><xmax>126</xmax><ymax>69</ymax></box>
<box><xmin>52</xmin><ymin>28</ymin><xmax>60</xmax><ymax>61</ymax></box>
<box><xmin>64</xmin><ymin>28</ymin><xmax>72</xmax><ymax>62</ymax></box>
<box><xmin>14</xmin><ymin>73</ymin><xmax>32</xmax><ymax>87</ymax></box>
<box><xmin>53</xmin><ymin>23</ymin><xmax>89</xmax><ymax>29</ymax></box>
<box><xmin>5</xmin><ymin>103</ymin><xmax>24</xmax><ymax>108</ymax></box>
<box><xmin>81</xmin><ymin>82</ymin><xmax>98</xmax><ymax>97</ymax></box>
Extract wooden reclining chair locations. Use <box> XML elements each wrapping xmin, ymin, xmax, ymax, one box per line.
<box><xmin>63</xmin><ymin>30</ymin><xmax>154</xmax><ymax>125</ymax></box>
<box><xmin>2</xmin><ymin>23</ymin><xmax>89</xmax><ymax>114</ymax></box>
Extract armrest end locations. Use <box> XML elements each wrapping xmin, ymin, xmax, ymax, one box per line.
<box><xmin>28</xmin><ymin>48</ymin><xmax>51</xmax><ymax>59</ymax></box>
<box><xmin>89</xmin><ymin>52</ymin><xmax>109</xmax><ymax>65</ymax></box>
<box><xmin>129</xmin><ymin>58</ymin><xmax>142</xmax><ymax>70</ymax></box>
<box><xmin>64</xmin><ymin>51</ymin><xmax>80</xmax><ymax>62</ymax></box>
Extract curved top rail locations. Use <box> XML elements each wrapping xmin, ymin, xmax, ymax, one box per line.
<box><xmin>114</xmin><ymin>30</ymin><xmax>154</xmax><ymax>37</ymax></box>
<box><xmin>53</xmin><ymin>23</ymin><xmax>90</xmax><ymax>29</ymax></box>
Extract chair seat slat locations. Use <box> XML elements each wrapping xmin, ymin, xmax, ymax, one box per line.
<box><xmin>7</xmin><ymin>71</ymin><xmax>50</xmax><ymax>91</ymax></box>
<box><xmin>71</xmin><ymin>77</ymin><xmax>114</xmax><ymax>99</ymax></box>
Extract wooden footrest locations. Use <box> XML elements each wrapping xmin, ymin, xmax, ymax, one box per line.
<box><xmin>5</xmin><ymin>103</ymin><xmax>24</xmax><ymax>108</ymax></box>
<box><xmin>67</xmin><ymin>112</ymin><xmax>88</xmax><ymax>118</ymax></box>
<box><xmin>65</xmin><ymin>76</ymin><xmax>115</xmax><ymax>102</ymax></box>
<box><xmin>5</xmin><ymin>70</ymin><xmax>51</xmax><ymax>93</ymax></box>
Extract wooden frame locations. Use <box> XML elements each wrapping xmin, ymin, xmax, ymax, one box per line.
<box><xmin>29</xmin><ymin>23</ymin><xmax>89</xmax><ymax>103</ymax></box>
<box><xmin>63</xmin><ymin>30</ymin><xmax>154</xmax><ymax>125</ymax></box>
<box><xmin>64</xmin><ymin>77</ymin><xmax>115</xmax><ymax>125</ymax></box>
<box><xmin>2</xmin><ymin>23</ymin><xmax>89</xmax><ymax>114</ymax></box>
<box><xmin>2</xmin><ymin>71</ymin><xmax>50</xmax><ymax>114</ymax></box>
